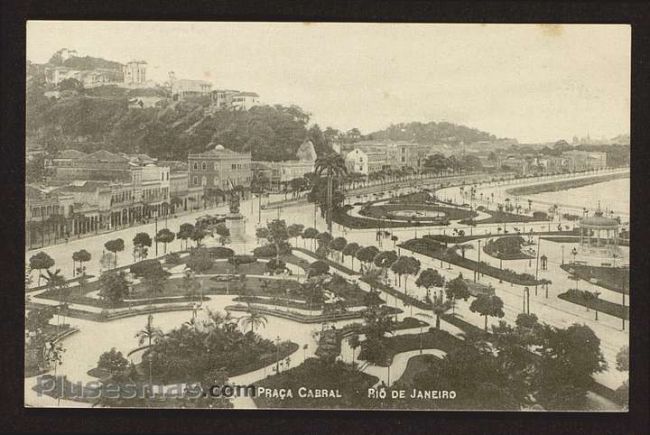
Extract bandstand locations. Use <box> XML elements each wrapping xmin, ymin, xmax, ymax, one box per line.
<box><xmin>578</xmin><ymin>208</ymin><xmax>619</xmax><ymax>255</ymax></box>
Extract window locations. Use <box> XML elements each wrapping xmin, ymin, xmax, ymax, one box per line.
<box><xmin>193</xmin><ymin>162</ymin><xmax>198</xmax><ymax>170</ymax></box>
<box><xmin>232</xmin><ymin>163</ymin><xmax>236</xmax><ymax>170</ymax></box>
<box><xmin>201</xmin><ymin>176</ymin><xmax>207</xmax><ymax>186</ymax></box>
<box><xmin>193</xmin><ymin>176</ymin><xmax>198</xmax><ymax>185</ymax></box>
<box><xmin>214</xmin><ymin>162</ymin><xmax>218</xmax><ymax>170</ymax></box>
<box><xmin>202</xmin><ymin>162</ymin><xmax>207</xmax><ymax>171</ymax></box>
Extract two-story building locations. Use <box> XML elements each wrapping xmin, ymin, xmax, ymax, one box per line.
<box><xmin>188</xmin><ymin>144</ymin><xmax>252</xmax><ymax>194</ymax></box>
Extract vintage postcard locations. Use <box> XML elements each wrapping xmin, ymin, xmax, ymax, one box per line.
<box><xmin>25</xmin><ymin>22</ymin><xmax>630</xmax><ymax>411</ymax></box>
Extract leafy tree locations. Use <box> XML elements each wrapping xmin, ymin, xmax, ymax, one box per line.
<box><xmin>155</xmin><ymin>228</ymin><xmax>176</xmax><ymax>254</ymax></box>
<box><xmin>186</xmin><ymin>248</ymin><xmax>213</xmax><ymax>274</ymax></box>
<box><xmin>176</xmin><ymin>223</ymin><xmax>195</xmax><ymax>250</ymax></box>
<box><xmin>342</xmin><ymin>242</ymin><xmax>361</xmax><ymax>269</ymax></box>
<box><xmin>104</xmin><ymin>238</ymin><xmax>125</xmax><ymax>268</ymax></box>
<box><xmin>25</xmin><ymin>306</ymin><xmax>55</xmax><ymax>333</ymax></box>
<box><xmin>415</xmin><ymin>268</ymin><xmax>445</xmax><ymax>299</ymax></box>
<box><xmin>287</xmin><ymin>224</ymin><xmax>305</xmax><ymax>246</ymax></box>
<box><xmin>191</xmin><ymin>227</ymin><xmax>207</xmax><ymax>247</ymax></box>
<box><xmin>98</xmin><ymin>271</ymin><xmax>130</xmax><ymax>306</ymax></box>
<box><xmin>390</xmin><ymin>256</ymin><xmax>420</xmax><ymax>290</ymax></box>
<box><xmin>302</xmin><ymin>227</ymin><xmax>319</xmax><ymax>249</ymax></box>
<box><xmin>97</xmin><ymin>348</ymin><xmax>129</xmax><ymax>376</ymax></box>
<box><xmin>470</xmin><ymin>294</ymin><xmax>505</xmax><ymax>331</ymax></box>
<box><xmin>58</xmin><ymin>78</ymin><xmax>83</xmax><ymax>92</ymax></box>
<box><xmin>29</xmin><ymin>252</ymin><xmax>55</xmax><ymax>286</ymax></box>
<box><xmin>214</xmin><ymin>223</ymin><xmax>230</xmax><ymax>247</ymax></box>
<box><xmin>328</xmin><ymin>237</ymin><xmax>347</xmax><ymax>262</ymax></box>
<box><xmin>373</xmin><ymin>250</ymin><xmax>398</xmax><ymax>279</ymax></box>
<box><xmin>534</xmin><ymin>323</ymin><xmax>606</xmax><ymax>410</ymax></box>
<box><xmin>445</xmin><ymin>273</ymin><xmax>471</xmax><ymax>314</ymax></box>
<box><xmin>356</xmin><ymin>246</ymin><xmax>380</xmax><ymax>273</ymax></box>
<box><xmin>71</xmin><ymin>249</ymin><xmax>91</xmax><ymax>277</ymax></box>
<box><xmin>133</xmin><ymin>232</ymin><xmax>152</xmax><ymax>261</ymax></box>
<box><xmin>256</xmin><ymin>219</ymin><xmax>289</xmax><ymax>263</ymax></box>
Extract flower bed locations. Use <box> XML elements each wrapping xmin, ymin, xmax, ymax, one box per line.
<box><xmin>358</xmin><ymin>329</ymin><xmax>460</xmax><ymax>367</ymax></box>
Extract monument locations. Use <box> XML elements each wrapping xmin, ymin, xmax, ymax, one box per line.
<box><xmin>226</xmin><ymin>180</ymin><xmax>247</xmax><ymax>243</ymax></box>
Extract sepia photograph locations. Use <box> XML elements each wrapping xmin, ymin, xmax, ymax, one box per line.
<box><xmin>24</xmin><ymin>21</ymin><xmax>630</xmax><ymax>411</ymax></box>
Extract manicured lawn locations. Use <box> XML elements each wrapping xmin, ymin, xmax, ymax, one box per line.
<box><xmin>359</xmin><ymin>203</ymin><xmax>475</xmax><ymax>223</ymax></box>
<box><xmin>459</xmin><ymin>210</ymin><xmax>546</xmax><ymax>225</ymax></box>
<box><xmin>560</xmin><ymin>264</ymin><xmax>629</xmax><ymax>294</ymax></box>
<box><xmin>333</xmin><ymin>206</ymin><xmax>451</xmax><ymax>229</ymax></box>
<box><xmin>401</xmin><ymin>238</ymin><xmax>542</xmax><ymax>285</ymax></box>
<box><xmin>558</xmin><ymin>290</ymin><xmax>629</xmax><ymax>320</ymax></box>
<box><xmin>360</xmin><ymin>329</ymin><xmax>461</xmax><ymax>367</ymax></box>
<box><xmin>360</xmin><ymin>276</ymin><xmax>432</xmax><ymax>310</ymax></box>
<box><xmin>292</xmin><ymin>248</ymin><xmax>359</xmax><ymax>276</ymax></box>
<box><xmin>252</xmin><ymin>358</ymin><xmax>379</xmax><ymax>409</ymax></box>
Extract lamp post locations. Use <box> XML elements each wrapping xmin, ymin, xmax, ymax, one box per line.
<box><xmin>561</xmin><ymin>245</ymin><xmax>565</xmax><ymax>265</ymax></box>
<box><xmin>571</xmin><ymin>247</ymin><xmax>578</xmax><ymax>264</ymax></box>
<box><xmin>594</xmin><ymin>290</ymin><xmax>601</xmax><ymax>321</ymax></box>
<box><xmin>523</xmin><ymin>286</ymin><xmax>530</xmax><ymax>314</ymax></box>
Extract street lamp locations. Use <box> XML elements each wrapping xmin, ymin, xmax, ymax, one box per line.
<box><xmin>571</xmin><ymin>247</ymin><xmax>578</xmax><ymax>264</ymax></box>
<box><xmin>523</xmin><ymin>286</ymin><xmax>530</xmax><ymax>314</ymax></box>
<box><xmin>593</xmin><ymin>290</ymin><xmax>601</xmax><ymax>321</ymax></box>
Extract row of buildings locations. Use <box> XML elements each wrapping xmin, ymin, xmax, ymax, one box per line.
<box><xmin>170</xmin><ymin>78</ymin><xmax>260</xmax><ymax>110</ymax></box>
<box><xmin>339</xmin><ymin>141</ymin><xmax>435</xmax><ymax>175</ymax></box>
<box><xmin>338</xmin><ymin>140</ymin><xmax>608</xmax><ymax>176</ymax></box>
<box><xmin>27</xmin><ymin>140</ymin><xmax>318</xmax><ymax>248</ymax></box>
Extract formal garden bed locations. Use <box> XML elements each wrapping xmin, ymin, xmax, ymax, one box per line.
<box><xmin>459</xmin><ymin>209</ymin><xmax>548</xmax><ymax>225</ymax></box>
<box><xmin>359</xmin><ymin>203</ymin><xmax>475</xmax><ymax>223</ymax></box>
<box><xmin>252</xmin><ymin>358</ymin><xmax>379</xmax><ymax>409</ymax></box>
<box><xmin>483</xmin><ymin>236</ymin><xmax>533</xmax><ymax>260</ymax></box>
<box><xmin>558</xmin><ymin>289</ymin><xmax>629</xmax><ymax>320</ymax></box>
<box><xmin>401</xmin><ymin>238</ymin><xmax>542</xmax><ymax>285</ymax></box>
<box><xmin>333</xmin><ymin>205</ymin><xmax>450</xmax><ymax>229</ymax></box>
<box><xmin>358</xmin><ymin>329</ymin><xmax>459</xmax><ymax>367</ymax></box>
<box><xmin>560</xmin><ymin>264</ymin><xmax>629</xmax><ymax>294</ymax></box>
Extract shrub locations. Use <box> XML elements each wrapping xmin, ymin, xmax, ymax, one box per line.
<box><xmin>253</xmin><ymin>242</ymin><xmax>291</xmax><ymax>258</ymax></box>
<box><xmin>308</xmin><ymin>260</ymin><xmax>330</xmax><ymax>278</ymax></box>
<box><xmin>532</xmin><ymin>211</ymin><xmax>549</xmax><ymax>220</ymax></box>
<box><xmin>165</xmin><ymin>252</ymin><xmax>181</xmax><ymax>265</ymax></box>
<box><xmin>207</xmin><ymin>247</ymin><xmax>235</xmax><ymax>259</ymax></box>
<box><xmin>228</xmin><ymin>255</ymin><xmax>257</xmax><ymax>266</ymax></box>
<box><xmin>130</xmin><ymin>259</ymin><xmax>164</xmax><ymax>278</ymax></box>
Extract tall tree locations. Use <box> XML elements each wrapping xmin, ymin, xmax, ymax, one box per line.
<box><xmin>176</xmin><ymin>223</ymin><xmax>195</xmax><ymax>250</ymax></box>
<box><xmin>239</xmin><ymin>304</ymin><xmax>269</xmax><ymax>333</ymax></box>
<box><xmin>256</xmin><ymin>219</ymin><xmax>289</xmax><ymax>263</ymax></box>
<box><xmin>155</xmin><ymin>228</ymin><xmax>176</xmax><ymax>254</ymax></box>
<box><xmin>98</xmin><ymin>271</ymin><xmax>130</xmax><ymax>306</ymax></box>
<box><xmin>29</xmin><ymin>252</ymin><xmax>55</xmax><ymax>286</ymax></box>
<box><xmin>342</xmin><ymin>242</ymin><xmax>361</xmax><ymax>269</ymax></box>
<box><xmin>104</xmin><ymin>238</ymin><xmax>125</xmax><ymax>268</ymax></box>
<box><xmin>470</xmin><ymin>294</ymin><xmax>505</xmax><ymax>331</ymax></box>
<box><xmin>313</xmin><ymin>153</ymin><xmax>347</xmax><ymax>233</ymax></box>
<box><xmin>415</xmin><ymin>268</ymin><xmax>445</xmax><ymax>300</ymax></box>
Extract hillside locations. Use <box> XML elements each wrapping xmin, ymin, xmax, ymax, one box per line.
<box><xmin>369</xmin><ymin>121</ymin><xmax>500</xmax><ymax>145</ymax></box>
<box><xmin>26</xmin><ymin>83</ymin><xmax>327</xmax><ymax>161</ymax></box>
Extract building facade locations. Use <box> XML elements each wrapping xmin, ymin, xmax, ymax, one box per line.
<box><xmin>188</xmin><ymin>144</ymin><xmax>252</xmax><ymax>191</ymax></box>
<box><xmin>171</xmin><ymin>79</ymin><xmax>213</xmax><ymax>100</ymax></box>
<box><xmin>123</xmin><ymin>61</ymin><xmax>147</xmax><ymax>85</ymax></box>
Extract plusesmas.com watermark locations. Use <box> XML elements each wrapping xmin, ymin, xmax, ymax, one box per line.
<box><xmin>36</xmin><ymin>376</ymin><xmax>257</xmax><ymax>400</ymax></box>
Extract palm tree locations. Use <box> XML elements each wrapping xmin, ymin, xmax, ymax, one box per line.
<box><xmin>41</xmin><ymin>268</ymin><xmax>68</xmax><ymax>332</ymax></box>
<box><xmin>314</xmin><ymin>153</ymin><xmax>347</xmax><ymax>233</ymax></box>
<box><xmin>239</xmin><ymin>304</ymin><xmax>269</xmax><ymax>333</ymax></box>
<box><xmin>135</xmin><ymin>314</ymin><xmax>164</xmax><ymax>390</ymax></box>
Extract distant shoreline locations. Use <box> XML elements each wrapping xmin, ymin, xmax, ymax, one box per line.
<box><xmin>506</xmin><ymin>171</ymin><xmax>629</xmax><ymax>197</ymax></box>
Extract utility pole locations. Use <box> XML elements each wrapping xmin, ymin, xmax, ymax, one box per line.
<box><xmin>476</xmin><ymin>239</ymin><xmax>481</xmax><ymax>282</ymax></box>
<box><xmin>534</xmin><ymin>236</ymin><xmax>541</xmax><ymax>296</ymax></box>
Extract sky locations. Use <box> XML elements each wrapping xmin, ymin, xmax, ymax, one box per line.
<box><xmin>26</xmin><ymin>22</ymin><xmax>630</xmax><ymax>143</ymax></box>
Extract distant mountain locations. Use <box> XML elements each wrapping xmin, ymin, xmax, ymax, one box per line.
<box><xmin>368</xmin><ymin>121</ymin><xmax>502</xmax><ymax>145</ymax></box>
